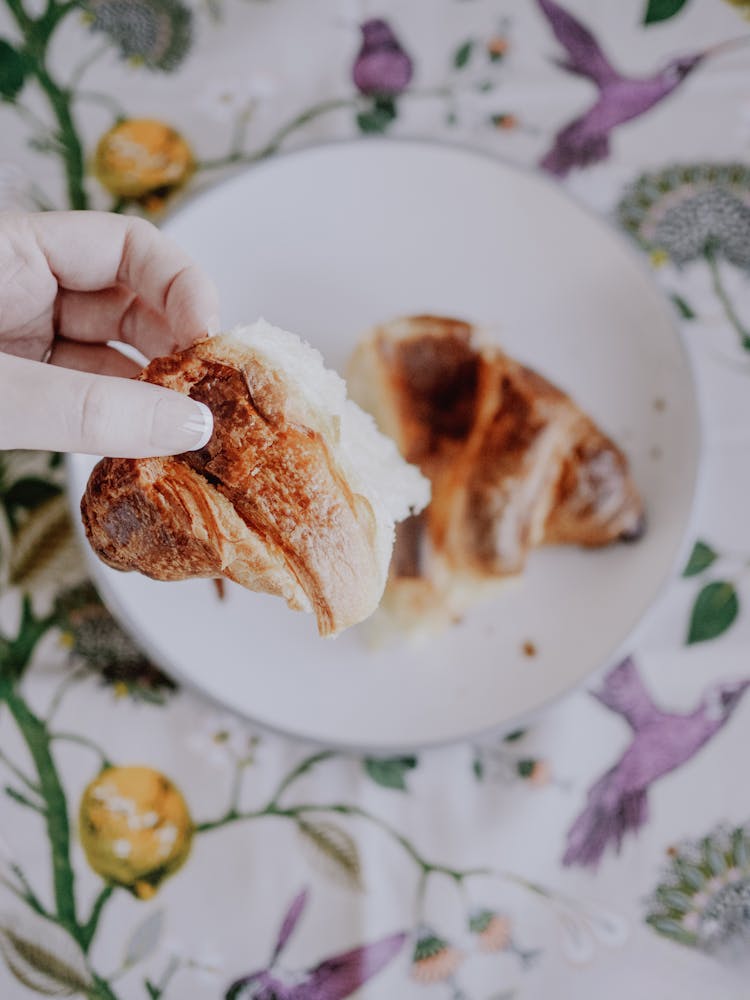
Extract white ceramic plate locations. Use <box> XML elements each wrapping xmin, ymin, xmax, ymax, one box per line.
<box><xmin>67</xmin><ymin>139</ymin><xmax>700</xmax><ymax>750</ymax></box>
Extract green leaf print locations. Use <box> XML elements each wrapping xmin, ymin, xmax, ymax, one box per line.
<box><xmin>9</xmin><ymin>495</ymin><xmax>79</xmax><ymax>590</ymax></box>
<box><xmin>645</xmin><ymin>914</ymin><xmax>697</xmax><ymax>946</ymax></box>
<box><xmin>297</xmin><ymin>820</ymin><xmax>363</xmax><ymax>890</ymax></box>
<box><xmin>643</xmin><ymin>0</ymin><xmax>691</xmax><ymax>24</ymax></box>
<box><xmin>516</xmin><ymin>759</ymin><xmax>536</xmax><ymax>778</ymax></box>
<box><xmin>0</xmin><ymin>918</ymin><xmax>93</xmax><ymax>996</ymax></box>
<box><xmin>3</xmin><ymin>477</ymin><xmax>62</xmax><ymax>525</ymax></box>
<box><xmin>670</xmin><ymin>293</ymin><xmax>696</xmax><ymax>320</ymax></box>
<box><xmin>356</xmin><ymin>96</ymin><xmax>398</xmax><ymax>134</ymax></box>
<box><xmin>683</xmin><ymin>541</ymin><xmax>718</xmax><ymax>577</ymax></box>
<box><xmin>364</xmin><ymin>756</ymin><xmax>418</xmax><ymax>791</ymax></box>
<box><xmin>453</xmin><ymin>39</ymin><xmax>474</xmax><ymax>69</ymax></box>
<box><xmin>0</xmin><ymin>40</ymin><xmax>27</xmax><ymax>101</ymax></box>
<box><xmin>124</xmin><ymin>910</ymin><xmax>165</xmax><ymax>969</ymax></box>
<box><xmin>687</xmin><ymin>581</ymin><xmax>739</xmax><ymax>644</ymax></box>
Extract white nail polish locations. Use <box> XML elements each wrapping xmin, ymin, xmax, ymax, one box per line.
<box><xmin>151</xmin><ymin>395</ymin><xmax>214</xmax><ymax>453</ymax></box>
<box><xmin>190</xmin><ymin>401</ymin><xmax>214</xmax><ymax>449</ymax></box>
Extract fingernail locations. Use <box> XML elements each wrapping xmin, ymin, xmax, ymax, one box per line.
<box><xmin>151</xmin><ymin>394</ymin><xmax>214</xmax><ymax>453</ymax></box>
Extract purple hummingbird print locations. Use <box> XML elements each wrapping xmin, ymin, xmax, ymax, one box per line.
<box><xmin>564</xmin><ymin>658</ymin><xmax>750</xmax><ymax>869</ymax></box>
<box><xmin>352</xmin><ymin>19</ymin><xmax>413</xmax><ymax>97</ymax></box>
<box><xmin>537</xmin><ymin>0</ymin><xmax>736</xmax><ymax>176</ymax></box>
<box><xmin>225</xmin><ymin>888</ymin><xmax>406</xmax><ymax>1000</ymax></box>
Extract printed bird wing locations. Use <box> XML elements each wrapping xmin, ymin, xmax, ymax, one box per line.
<box><xmin>563</xmin><ymin>766</ymin><xmax>649</xmax><ymax>868</ymax></box>
<box><xmin>289</xmin><ymin>933</ymin><xmax>406</xmax><ymax>1000</ymax></box>
<box><xmin>272</xmin><ymin>889</ymin><xmax>309</xmax><ymax>963</ymax></box>
<box><xmin>538</xmin><ymin>0</ymin><xmax>620</xmax><ymax>88</ymax></box>
<box><xmin>539</xmin><ymin>109</ymin><xmax>611</xmax><ymax>176</ymax></box>
<box><xmin>592</xmin><ymin>658</ymin><xmax>663</xmax><ymax>731</ymax></box>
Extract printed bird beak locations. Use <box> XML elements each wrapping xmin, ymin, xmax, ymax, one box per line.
<box><xmin>702</xmin><ymin>35</ymin><xmax>750</xmax><ymax>58</ymax></box>
<box><xmin>725</xmin><ymin>679</ymin><xmax>750</xmax><ymax>711</ymax></box>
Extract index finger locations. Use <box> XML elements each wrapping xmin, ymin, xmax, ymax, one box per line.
<box><xmin>29</xmin><ymin>211</ymin><xmax>220</xmax><ymax>350</ymax></box>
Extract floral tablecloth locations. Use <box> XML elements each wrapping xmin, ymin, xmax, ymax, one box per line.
<box><xmin>2</xmin><ymin>1</ymin><xmax>750</xmax><ymax>997</ymax></box>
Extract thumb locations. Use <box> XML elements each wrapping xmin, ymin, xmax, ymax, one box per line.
<box><xmin>0</xmin><ymin>352</ymin><xmax>213</xmax><ymax>458</ymax></box>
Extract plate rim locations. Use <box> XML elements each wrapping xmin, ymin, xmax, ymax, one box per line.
<box><xmin>66</xmin><ymin>135</ymin><xmax>704</xmax><ymax>751</ymax></box>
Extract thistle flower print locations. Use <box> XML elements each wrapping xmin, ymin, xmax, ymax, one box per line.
<box><xmin>618</xmin><ymin>164</ymin><xmax>750</xmax><ymax>269</ymax></box>
<box><xmin>647</xmin><ymin>825</ymin><xmax>750</xmax><ymax>955</ymax></box>
<box><xmin>82</xmin><ymin>0</ymin><xmax>193</xmax><ymax>72</ymax></box>
<box><xmin>618</xmin><ymin>163</ymin><xmax>750</xmax><ymax>349</ymax></box>
<box><xmin>53</xmin><ymin>582</ymin><xmax>176</xmax><ymax>701</ymax></box>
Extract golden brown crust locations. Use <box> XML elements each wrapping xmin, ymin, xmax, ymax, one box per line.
<box><xmin>348</xmin><ymin>315</ymin><xmax>645</xmax><ymax>624</ymax></box>
<box><xmin>81</xmin><ymin>334</ymin><xmax>387</xmax><ymax>636</ymax></box>
<box><xmin>81</xmin><ymin>456</ymin><xmax>311</xmax><ymax>610</ymax></box>
<box><xmin>543</xmin><ymin>419</ymin><xmax>645</xmax><ymax>546</ymax></box>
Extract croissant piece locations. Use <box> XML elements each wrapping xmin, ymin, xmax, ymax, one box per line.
<box><xmin>81</xmin><ymin>320</ymin><xmax>429</xmax><ymax>637</ymax></box>
<box><xmin>347</xmin><ymin>315</ymin><xmax>645</xmax><ymax>635</ymax></box>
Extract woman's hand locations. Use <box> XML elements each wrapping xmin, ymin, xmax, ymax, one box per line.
<box><xmin>0</xmin><ymin>210</ymin><xmax>217</xmax><ymax>457</ymax></box>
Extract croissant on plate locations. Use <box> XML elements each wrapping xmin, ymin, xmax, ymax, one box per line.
<box><xmin>347</xmin><ymin>315</ymin><xmax>645</xmax><ymax>637</ymax></box>
<box><xmin>80</xmin><ymin>320</ymin><xmax>429</xmax><ymax>637</ymax></box>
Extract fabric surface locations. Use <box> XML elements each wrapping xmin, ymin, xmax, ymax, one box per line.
<box><xmin>1</xmin><ymin>1</ymin><xmax>750</xmax><ymax>997</ymax></box>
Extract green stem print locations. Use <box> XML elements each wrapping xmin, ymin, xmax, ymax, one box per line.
<box><xmin>0</xmin><ymin>596</ymin><xmax>622</xmax><ymax>997</ymax></box>
<box><xmin>0</xmin><ymin>0</ymin><xmax>479</xmax><ymax>216</ymax></box>
<box><xmin>0</xmin><ymin>1</ymin><xmax>506</xmax><ymax>216</ymax></box>
<box><xmin>5</xmin><ymin>0</ymin><xmax>88</xmax><ymax>208</ymax></box>
<box><xmin>194</xmin><ymin>750</ymin><xmax>555</xmax><ymax>913</ymax></box>
<box><xmin>0</xmin><ymin>606</ymin><xmax>123</xmax><ymax>998</ymax></box>
<box><xmin>196</xmin><ymin>97</ymin><xmax>358</xmax><ymax>172</ymax></box>
<box><xmin>51</xmin><ymin>731</ymin><xmax>113</xmax><ymax>770</ymax></box>
<box><xmin>80</xmin><ymin>885</ymin><xmax>115</xmax><ymax>953</ymax></box>
<box><xmin>144</xmin><ymin>955</ymin><xmax>180</xmax><ymax>1000</ymax></box>
<box><xmin>35</xmin><ymin>63</ymin><xmax>87</xmax><ymax>209</ymax></box>
<box><xmin>0</xmin><ymin>745</ymin><xmax>40</xmax><ymax>792</ymax></box>
<box><xmin>704</xmin><ymin>244</ymin><xmax>750</xmax><ymax>352</ymax></box>
<box><xmin>7</xmin><ymin>689</ymin><xmax>80</xmax><ymax>939</ymax></box>
<box><xmin>196</xmin><ymin>86</ymin><xmax>452</xmax><ymax>174</ymax></box>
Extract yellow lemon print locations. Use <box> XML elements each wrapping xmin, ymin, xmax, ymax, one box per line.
<box><xmin>79</xmin><ymin>766</ymin><xmax>192</xmax><ymax>899</ymax></box>
<box><xmin>94</xmin><ymin>119</ymin><xmax>194</xmax><ymax>209</ymax></box>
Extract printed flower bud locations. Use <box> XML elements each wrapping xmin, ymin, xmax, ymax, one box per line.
<box><xmin>410</xmin><ymin>931</ymin><xmax>463</xmax><ymax>984</ymax></box>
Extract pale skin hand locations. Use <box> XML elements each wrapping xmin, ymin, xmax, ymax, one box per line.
<box><xmin>0</xmin><ymin>210</ymin><xmax>218</xmax><ymax>457</ymax></box>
